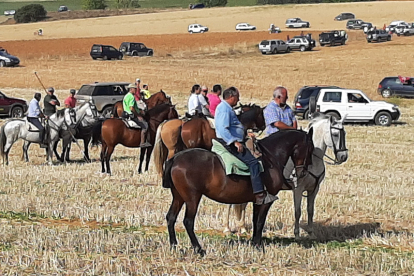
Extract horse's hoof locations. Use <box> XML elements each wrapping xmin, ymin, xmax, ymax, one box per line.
<box><xmin>223</xmin><ymin>228</ymin><xmax>231</xmax><ymax>234</ymax></box>
<box><xmin>240</xmin><ymin>228</ymin><xmax>248</xmax><ymax>235</ymax></box>
<box><xmin>195</xmin><ymin>248</ymin><xmax>206</xmax><ymax>257</ymax></box>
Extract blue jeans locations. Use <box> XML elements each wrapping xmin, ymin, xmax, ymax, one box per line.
<box><xmin>216</xmin><ymin>139</ymin><xmax>264</xmax><ymax>194</ymax></box>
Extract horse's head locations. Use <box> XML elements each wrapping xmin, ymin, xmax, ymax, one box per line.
<box><xmin>66</xmin><ymin>108</ymin><xmax>77</xmax><ymax>128</ymax></box>
<box><xmin>167</xmin><ymin>104</ymin><xmax>179</xmax><ymax>120</ymax></box>
<box><xmin>326</xmin><ymin>115</ymin><xmax>348</xmax><ymax>164</ymax></box>
<box><xmin>237</xmin><ymin>104</ymin><xmax>266</xmax><ymax>132</ymax></box>
<box><xmin>83</xmin><ymin>102</ymin><xmax>98</xmax><ymax>125</ymax></box>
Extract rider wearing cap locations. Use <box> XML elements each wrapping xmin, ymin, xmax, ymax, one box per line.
<box><xmin>43</xmin><ymin>87</ymin><xmax>60</xmax><ymax>116</ymax></box>
<box><xmin>123</xmin><ymin>83</ymin><xmax>151</xmax><ymax>148</ymax></box>
<box><xmin>215</xmin><ymin>86</ymin><xmax>278</xmax><ymax>205</ymax></box>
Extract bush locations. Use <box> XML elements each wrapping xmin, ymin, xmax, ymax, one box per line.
<box><xmin>201</xmin><ymin>0</ymin><xmax>228</xmax><ymax>7</ymax></box>
<box><xmin>83</xmin><ymin>0</ymin><xmax>107</xmax><ymax>10</ymax></box>
<box><xmin>14</xmin><ymin>4</ymin><xmax>47</xmax><ymax>23</ymax></box>
<box><xmin>115</xmin><ymin>0</ymin><xmax>140</xmax><ymax>9</ymax></box>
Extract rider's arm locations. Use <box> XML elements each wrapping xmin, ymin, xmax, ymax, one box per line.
<box><xmin>216</xmin><ymin>109</ymin><xmax>238</xmax><ymax>145</ymax></box>
<box><xmin>273</xmin><ymin>121</ymin><xmax>296</xmax><ymax>130</ymax></box>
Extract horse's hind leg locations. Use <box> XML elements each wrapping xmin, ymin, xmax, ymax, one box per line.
<box><xmin>306</xmin><ymin>185</ymin><xmax>320</xmax><ymax>237</ymax></box>
<box><xmin>234</xmin><ymin>203</ymin><xmax>248</xmax><ymax>234</ymax></box>
<box><xmin>166</xmin><ymin>187</ymin><xmax>185</xmax><ymax>248</ymax></box>
<box><xmin>144</xmin><ymin>146</ymin><xmax>153</xmax><ymax>172</ymax></box>
<box><xmin>138</xmin><ymin>147</ymin><xmax>146</xmax><ymax>174</ymax></box>
<box><xmin>223</xmin><ymin>205</ymin><xmax>231</xmax><ymax>234</ymax></box>
<box><xmin>83</xmin><ymin>137</ymin><xmax>91</xmax><ymax>162</ymax></box>
<box><xmin>22</xmin><ymin>141</ymin><xmax>31</xmax><ymax>162</ymax></box>
<box><xmin>100</xmin><ymin>143</ymin><xmax>107</xmax><ymax>173</ymax></box>
<box><xmin>183</xmin><ymin>194</ymin><xmax>204</xmax><ymax>256</ymax></box>
<box><xmin>105</xmin><ymin>145</ymin><xmax>115</xmax><ymax>175</ymax></box>
<box><xmin>293</xmin><ymin>188</ymin><xmax>304</xmax><ymax>239</ymax></box>
<box><xmin>252</xmin><ymin>203</ymin><xmax>273</xmax><ymax>247</ymax></box>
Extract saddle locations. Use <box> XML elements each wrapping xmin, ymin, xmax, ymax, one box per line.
<box><xmin>211</xmin><ymin>139</ymin><xmax>263</xmax><ymax>176</ymax></box>
<box><xmin>25</xmin><ymin>118</ymin><xmax>42</xmax><ymax>132</ymax></box>
<box><xmin>182</xmin><ymin>112</ymin><xmax>215</xmax><ymax>129</ymax></box>
<box><xmin>121</xmin><ymin>118</ymin><xmax>141</xmax><ymax>129</ymax></box>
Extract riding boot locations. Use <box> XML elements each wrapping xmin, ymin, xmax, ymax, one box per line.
<box><xmin>40</xmin><ymin>130</ymin><xmax>48</xmax><ymax>148</ymax></box>
<box><xmin>140</xmin><ymin>129</ymin><xmax>152</xmax><ymax>148</ymax></box>
<box><xmin>254</xmin><ymin>191</ymin><xmax>278</xmax><ymax>205</ymax></box>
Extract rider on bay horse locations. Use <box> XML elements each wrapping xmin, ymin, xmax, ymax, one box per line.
<box><xmin>214</xmin><ymin>86</ymin><xmax>279</xmax><ymax>205</ymax></box>
<box><xmin>122</xmin><ymin>83</ymin><xmax>151</xmax><ymax>148</ymax></box>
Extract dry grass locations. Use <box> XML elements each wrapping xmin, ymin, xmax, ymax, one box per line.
<box><xmin>0</xmin><ymin>4</ymin><xmax>414</xmax><ymax>275</ymax></box>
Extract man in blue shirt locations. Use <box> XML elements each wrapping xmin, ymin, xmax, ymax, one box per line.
<box><xmin>215</xmin><ymin>87</ymin><xmax>278</xmax><ymax>205</ymax></box>
<box><xmin>263</xmin><ymin>86</ymin><xmax>297</xmax><ymax>136</ymax></box>
<box><xmin>27</xmin><ymin>93</ymin><xmax>47</xmax><ymax>147</ymax></box>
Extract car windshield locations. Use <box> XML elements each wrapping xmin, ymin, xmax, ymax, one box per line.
<box><xmin>260</xmin><ymin>41</ymin><xmax>270</xmax><ymax>45</ymax></box>
<box><xmin>77</xmin><ymin>85</ymin><xmax>95</xmax><ymax>96</ymax></box>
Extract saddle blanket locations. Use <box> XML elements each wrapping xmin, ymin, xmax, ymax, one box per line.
<box><xmin>211</xmin><ymin>139</ymin><xmax>263</xmax><ymax>176</ymax></box>
<box><xmin>25</xmin><ymin>119</ymin><xmax>41</xmax><ymax>132</ymax></box>
<box><xmin>122</xmin><ymin>119</ymin><xmax>141</xmax><ymax>129</ymax></box>
<box><xmin>206</xmin><ymin>117</ymin><xmax>215</xmax><ymax>129</ymax></box>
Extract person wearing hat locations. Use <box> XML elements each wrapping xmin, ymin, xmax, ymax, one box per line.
<box><xmin>122</xmin><ymin>83</ymin><xmax>151</xmax><ymax>148</ymax></box>
<box><xmin>27</xmin><ymin>93</ymin><xmax>47</xmax><ymax>147</ymax></box>
<box><xmin>64</xmin><ymin>89</ymin><xmax>77</xmax><ymax>108</ymax></box>
<box><xmin>43</xmin><ymin>87</ymin><xmax>60</xmax><ymax>116</ymax></box>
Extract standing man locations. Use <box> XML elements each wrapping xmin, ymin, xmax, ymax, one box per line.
<box><xmin>27</xmin><ymin>93</ymin><xmax>47</xmax><ymax>147</ymax></box>
<box><xmin>215</xmin><ymin>86</ymin><xmax>278</xmax><ymax>205</ymax></box>
<box><xmin>263</xmin><ymin>86</ymin><xmax>297</xmax><ymax>136</ymax></box>
<box><xmin>207</xmin><ymin>84</ymin><xmax>222</xmax><ymax>117</ymax></box>
<box><xmin>134</xmin><ymin>78</ymin><xmax>142</xmax><ymax>102</ymax></box>
<box><xmin>122</xmin><ymin>83</ymin><xmax>151</xmax><ymax>148</ymax></box>
<box><xmin>188</xmin><ymin>84</ymin><xmax>210</xmax><ymax>116</ymax></box>
<box><xmin>43</xmin><ymin>87</ymin><xmax>60</xmax><ymax>116</ymax></box>
<box><xmin>64</xmin><ymin>89</ymin><xmax>77</xmax><ymax>108</ymax></box>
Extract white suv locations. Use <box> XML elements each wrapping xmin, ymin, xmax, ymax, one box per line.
<box><xmin>285</xmin><ymin>18</ymin><xmax>310</xmax><ymax>28</ymax></box>
<box><xmin>315</xmin><ymin>88</ymin><xmax>400</xmax><ymax>126</ymax></box>
<box><xmin>188</xmin><ymin>24</ymin><xmax>209</xmax><ymax>34</ymax></box>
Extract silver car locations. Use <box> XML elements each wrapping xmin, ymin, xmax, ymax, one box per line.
<box><xmin>259</xmin><ymin>39</ymin><xmax>291</xmax><ymax>55</ymax></box>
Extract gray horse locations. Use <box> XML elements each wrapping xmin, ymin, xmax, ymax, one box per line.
<box><xmin>0</xmin><ymin>108</ymin><xmax>76</xmax><ymax>165</ymax></box>
<box><xmin>224</xmin><ymin>113</ymin><xmax>349</xmax><ymax>238</ymax></box>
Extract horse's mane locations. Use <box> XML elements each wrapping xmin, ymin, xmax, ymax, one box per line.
<box><xmin>147</xmin><ymin>103</ymin><xmax>172</xmax><ymax>115</ymax></box>
<box><xmin>307</xmin><ymin>112</ymin><xmax>330</xmax><ymax>129</ymax></box>
<box><xmin>55</xmin><ymin>108</ymin><xmax>66</xmax><ymax>118</ymax></box>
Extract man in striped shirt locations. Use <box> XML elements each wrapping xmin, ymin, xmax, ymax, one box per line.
<box><xmin>263</xmin><ymin>86</ymin><xmax>297</xmax><ymax>136</ymax></box>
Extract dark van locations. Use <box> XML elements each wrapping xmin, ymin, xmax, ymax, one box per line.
<box><xmin>90</xmin><ymin>44</ymin><xmax>123</xmax><ymax>60</ymax></box>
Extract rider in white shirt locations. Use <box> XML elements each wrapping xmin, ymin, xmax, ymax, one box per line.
<box><xmin>188</xmin><ymin>84</ymin><xmax>210</xmax><ymax>116</ymax></box>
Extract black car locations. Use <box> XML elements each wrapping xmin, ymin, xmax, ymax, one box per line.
<box><xmin>190</xmin><ymin>3</ymin><xmax>205</xmax><ymax>9</ymax></box>
<box><xmin>378</xmin><ymin>76</ymin><xmax>414</xmax><ymax>98</ymax></box>
<box><xmin>119</xmin><ymin>42</ymin><xmax>154</xmax><ymax>57</ymax></box>
<box><xmin>0</xmin><ymin>91</ymin><xmax>28</xmax><ymax>118</ymax></box>
<box><xmin>90</xmin><ymin>44</ymin><xmax>123</xmax><ymax>60</ymax></box>
<box><xmin>319</xmin><ymin>30</ymin><xmax>348</xmax><ymax>46</ymax></box>
<box><xmin>0</xmin><ymin>49</ymin><xmax>20</xmax><ymax>67</ymax></box>
<box><xmin>334</xmin><ymin>13</ymin><xmax>355</xmax><ymax>21</ymax></box>
<box><xmin>293</xmin><ymin>85</ymin><xmax>340</xmax><ymax>119</ymax></box>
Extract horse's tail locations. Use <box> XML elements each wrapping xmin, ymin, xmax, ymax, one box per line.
<box><xmin>0</xmin><ymin>123</ymin><xmax>7</xmax><ymax>161</ymax></box>
<box><xmin>174</xmin><ymin>125</ymin><xmax>187</xmax><ymax>153</ymax></box>
<box><xmin>91</xmin><ymin>119</ymin><xmax>104</xmax><ymax>147</ymax></box>
<box><xmin>112</xmin><ymin>102</ymin><xmax>120</xmax><ymax>118</ymax></box>
<box><xmin>162</xmin><ymin>156</ymin><xmax>175</xmax><ymax>189</ymax></box>
<box><xmin>153</xmin><ymin>121</ymin><xmax>168</xmax><ymax>176</ymax></box>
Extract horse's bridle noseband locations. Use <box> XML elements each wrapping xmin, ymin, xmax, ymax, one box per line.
<box><xmin>326</xmin><ymin>125</ymin><xmax>348</xmax><ymax>165</ymax></box>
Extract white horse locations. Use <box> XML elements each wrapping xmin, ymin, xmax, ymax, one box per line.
<box><xmin>224</xmin><ymin>113</ymin><xmax>349</xmax><ymax>238</ymax></box>
<box><xmin>52</xmin><ymin>102</ymin><xmax>98</xmax><ymax>162</ymax></box>
<box><xmin>0</xmin><ymin>108</ymin><xmax>76</xmax><ymax>165</ymax></box>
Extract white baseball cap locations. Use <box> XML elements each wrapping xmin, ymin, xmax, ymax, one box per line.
<box><xmin>136</xmin><ymin>78</ymin><xmax>141</xmax><ymax>82</ymax></box>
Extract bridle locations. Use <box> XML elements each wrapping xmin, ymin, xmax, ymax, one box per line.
<box><xmin>324</xmin><ymin>123</ymin><xmax>347</xmax><ymax>165</ymax></box>
<box><xmin>47</xmin><ymin>108</ymin><xmax>77</xmax><ymax>132</ymax></box>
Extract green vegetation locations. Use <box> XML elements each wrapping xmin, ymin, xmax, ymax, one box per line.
<box><xmin>201</xmin><ymin>0</ymin><xmax>227</xmax><ymax>7</ymax></box>
<box><xmin>14</xmin><ymin>3</ymin><xmax>46</xmax><ymax>23</ymax></box>
<box><xmin>83</xmin><ymin>0</ymin><xmax>107</xmax><ymax>9</ymax></box>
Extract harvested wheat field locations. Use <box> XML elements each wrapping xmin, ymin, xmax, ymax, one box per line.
<box><xmin>0</xmin><ymin>2</ymin><xmax>414</xmax><ymax>275</ymax></box>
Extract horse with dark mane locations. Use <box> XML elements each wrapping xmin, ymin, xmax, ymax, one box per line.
<box><xmin>162</xmin><ymin>129</ymin><xmax>314</xmax><ymax>255</ymax></box>
<box><xmin>100</xmin><ymin>103</ymin><xmax>178</xmax><ymax>174</ymax></box>
<box><xmin>153</xmin><ymin>104</ymin><xmax>266</xmax><ymax>176</ymax></box>
<box><xmin>112</xmin><ymin>90</ymin><xmax>171</xmax><ymax>118</ymax></box>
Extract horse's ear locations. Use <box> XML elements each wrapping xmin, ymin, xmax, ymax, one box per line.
<box><xmin>330</xmin><ymin>114</ymin><xmax>335</xmax><ymax>124</ymax></box>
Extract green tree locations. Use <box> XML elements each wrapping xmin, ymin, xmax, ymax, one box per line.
<box><xmin>201</xmin><ymin>0</ymin><xmax>228</xmax><ymax>7</ymax></box>
<box><xmin>115</xmin><ymin>0</ymin><xmax>140</xmax><ymax>9</ymax></box>
<box><xmin>83</xmin><ymin>0</ymin><xmax>107</xmax><ymax>10</ymax></box>
<box><xmin>14</xmin><ymin>4</ymin><xmax>47</xmax><ymax>23</ymax></box>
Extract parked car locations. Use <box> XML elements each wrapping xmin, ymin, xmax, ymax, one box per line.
<box><xmin>188</xmin><ymin>24</ymin><xmax>209</xmax><ymax>34</ymax></box>
<box><xmin>190</xmin><ymin>3</ymin><xmax>205</xmax><ymax>9</ymax></box>
<box><xmin>366</xmin><ymin>29</ymin><xmax>391</xmax><ymax>43</ymax></box>
<box><xmin>285</xmin><ymin>18</ymin><xmax>310</xmax><ymax>28</ymax></box>
<box><xmin>377</xmin><ymin>76</ymin><xmax>414</xmax><ymax>98</ymax></box>
<box><xmin>0</xmin><ymin>91</ymin><xmax>28</xmax><ymax>118</ymax></box>
<box><xmin>90</xmin><ymin>44</ymin><xmax>123</xmax><ymax>60</ymax></box>
<box><xmin>235</xmin><ymin>23</ymin><xmax>256</xmax><ymax>31</ymax></box>
<box><xmin>119</xmin><ymin>42</ymin><xmax>153</xmax><ymax>57</ymax></box>
<box><xmin>0</xmin><ymin>49</ymin><xmax>20</xmax><ymax>67</ymax></box>
<box><xmin>346</xmin><ymin>19</ymin><xmax>372</xmax><ymax>30</ymax></box>
<box><xmin>286</xmin><ymin>35</ymin><xmax>316</xmax><ymax>51</ymax></box>
<box><xmin>293</xmin><ymin>85</ymin><xmax>340</xmax><ymax>119</ymax></box>
<box><xmin>386</xmin><ymin>20</ymin><xmax>407</xmax><ymax>33</ymax></box>
<box><xmin>75</xmin><ymin>82</ymin><xmax>129</xmax><ymax>118</ymax></box>
<box><xmin>3</xmin><ymin>10</ymin><xmax>15</xmax><ymax>16</ymax></box>
<box><xmin>314</xmin><ymin>88</ymin><xmax>400</xmax><ymax>126</ymax></box>
<box><xmin>58</xmin><ymin>5</ymin><xmax>68</xmax><ymax>12</ymax></box>
<box><xmin>395</xmin><ymin>23</ymin><xmax>414</xmax><ymax>36</ymax></box>
<box><xmin>334</xmin><ymin>13</ymin><xmax>355</xmax><ymax>21</ymax></box>
<box><xmin>319</xmin><ymin>30</ymin><xmax>348</xmax><ymax>46</ymax></box>
<box><xmin>259</xmin><ymin>39</ymin><xmax>291</xmax><ymax>55</ymax></box>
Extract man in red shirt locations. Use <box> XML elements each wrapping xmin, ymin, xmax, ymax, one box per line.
<box><xmin>64</xmin><ymin>89</ymin><xmax>77</xmax><ymax>108</ymax></box>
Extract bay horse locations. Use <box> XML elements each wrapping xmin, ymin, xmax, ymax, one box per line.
<box><xmin>162</xmin><ymin>129</ymin><xmax>314</xmax><ymax>255</ymax></box>
<box><xmin>0</xmin><ymin>108</ymin><xmax>77</xmax><ymax>165</ymax></box>
<box><xmin>100</xmin><ymin>103</ymin><xmax>178</xmax><ymax>175</ymax></box>
<box><xmin>224</xmin><ymin>113</ymin><xmax>349</xmax><ymax>238</ymax></box>
<box><xmin>153</xmin><ymin>104</ymin><xmax>266</xmax><ymax>176</ymax></box>
<box><xmin>112</xmin><ymin>90</ymin><xmax>171</xmax><ymax>118</ymax></box>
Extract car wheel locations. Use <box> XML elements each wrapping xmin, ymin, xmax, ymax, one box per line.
<box><xmin>0</xmin><ymin>60</ymin><xmax>5</xmax><ymax>67</ymax></box>
<box><xmin>92</xmin><ymin>57</ymin><xmax>97</xmax><ymax>60</ymax></box>
<box><xmin>381</xmin><ymin>89</ymin><xmax>392</xmax><ymax>98</ymax></box>
<box><xmin>326</xmin><ymin>112</ymin><xmax>340</xmax><ymax>120</ymax></box>
<box><xmin>375</xmin><ymin>111</ymin><xmax>391</xmax><ymax>126</ymax></box>
<box><xmin>118</xmin><ymin>55</ymin><xmax>123</xmax><ymax>60</ymax></box>
<box><xmin>189</xmin><ymin>31</ymin><xmax>193</xmax><ymax>34</ymax></box>
<box><xmin>101</xmin><ymin>106</ymin><xmax>113</xmax><ymax>118</ymax></box>
<box><xmin>300</xmin><ymin>45</ymin><xmax>306</xmax><ymax>52</ymax></box>
<box><xmin>304</xmin><ymin>109</ymin><xmax>310</xmax><ymax>120</ymax></box>
<box><xmin>286</xmin><ymin>47</ymin><xmax>291</xmax><ymax>53</ymax></box>
<box><xmin>201</xmin><ymin>30</ymin><xmax>204</xmax><ymax>33</ymax></box>
<box><xmin>103</xmin><ymin>56</ymin><xmax>108</xmax><ymax>60</ymax></box>
<box><xmin>11</xmin><ymin>106</ymin><xmax>24</xmax><ymax>118</ymax></box>
<box><xmin>147</xmin><ymin>51</ymin><xmax>153</xmax><ymax>56</ymax></box>
<box><xmin>387</xmin><ymin>36</ymin><xmax>391</xmax><ymax>41</ymax></box>
<box><xmin>132</xmin><ymin>51</ymin><xmax>138</xmax><ymax>56</ymax></box>
<box><xmin>261</xmin><ymin>52</ymin><xmax>267</xmax><ymax>55</ymax></box>
<box><xmin>397</xmin><ymin>33</ymin><xmax>401</xmax><ymax>37</ymax></box>
<box><xmin>320</xmin><ymin>44</ymin><xmax>325</xmax><ymax>47</ymax></box>
<box><xmin>272</xmin><ymin>48</ymin><xmax>278</xmax><ymax>54</ymax></box>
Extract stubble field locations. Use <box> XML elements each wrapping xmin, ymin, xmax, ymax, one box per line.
<box><xmin>0</xmin><ymin>3</ymin><xmax>414</xmax><ymax>275</ymax></box>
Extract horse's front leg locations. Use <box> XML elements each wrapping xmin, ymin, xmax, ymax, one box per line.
<box><xmin>252</xmin><ymin>203</ymin><xmax>273</xmax><ymax>248</ymax></box>
<box><xmin>145</xmin><ymin>146</ymin><xmax>153</xmax><ymax>172</ymax></box>
<box><xmin>183</xmin><ymin>194</ymin><xmax>205</xmax><ymax>256</ymax></box>
<box><xmin>138</xmin><ymin>147</ymin><xmax>146</xmax><ymax>174</ymax></box>
<box><xmin>293</xmin><ymin>187</ymin><xmax>304</xmax><ymax>239</ymax></box>
<box><xmin>223</xmin><ymin>205</ymin><xmax>231</xmax><ymax>234</ymax></box>
<box><xmin>21</xmin><ymin>141</ymin><xmax>31</xmax><ymax>162</ymax></box>
<box><xmin>53</xmin><ymin>140</ymin><xmax>62</xmax><ymax>162</ymax></box>
<box><xmin>306</xmin><ymin>184</ymin><xmax>320</xmax><ymax>237</ymax></box>
<box><xmin>83</xmin><ymin>137</ymin><xmax>91</xmax><ymax>162</ymax></box>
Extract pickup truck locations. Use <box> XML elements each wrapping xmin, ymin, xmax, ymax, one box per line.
<box><xmin>312</xmin><ymin>88</ymin><xmax>400</xmax><ymax>126</ymax></box>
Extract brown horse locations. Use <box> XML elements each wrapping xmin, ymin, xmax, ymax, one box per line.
<box><xmin>112</xmin><ymin>90</ymin><xmax>171</xmax><ymax>118</ymax></box>
<box><xmin>153</xmin><ymin>104</ymin><xmax>266</xmax><ymax>176</ymax></box>
<box><xmin>162</xmin><ymin>129</ymin><xmax>314</xmax><ymax>255</ymax></box>
<box><xmin>100</xmin><ymin>103</ymin><xmax>178</xmax><ymax>175</ymax></box>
